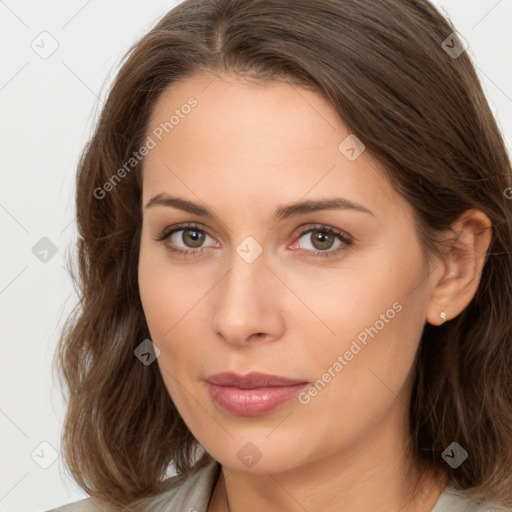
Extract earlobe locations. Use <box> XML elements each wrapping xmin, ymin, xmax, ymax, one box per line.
<box><xmin>425</xmin><ymin>209</ymin><xmax>492</xmax><ymax>326</ymax></box>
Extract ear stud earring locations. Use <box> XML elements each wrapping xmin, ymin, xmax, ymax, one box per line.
<box><xmin>440</xmin><ymin>311</ymin><xmax>447</xmax><ymax>323</ymax></box>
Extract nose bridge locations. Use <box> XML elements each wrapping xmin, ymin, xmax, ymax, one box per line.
<box><xmin>223</xmin><ymin>232</ymin><xmax>269</xmax><ymax>294</ymax></box>
<box><xmin>210</xmin><ymin>237</ymin><xmax>283</xmax><ymax>343</ymax></box>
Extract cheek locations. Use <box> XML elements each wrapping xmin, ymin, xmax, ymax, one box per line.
<box><xmin>138</xmin><ymin>240</ymin><xmax>213</xmax><ymax>378</ymax></box>
<box><xmin>296</xmin><ymin>244</ymin><xmax>428</xmax><ymax>424</ymax></box>
<box><xmin>293</xmin><ymin>242</ymin><xmax>423</xmax><ymax>349</ymax></box>
<box><xmin>298</xmin><ymin>288</ymin><xmax>423</xmax><ymax>411</ymax></box>
<box><xmin>138</xmin><ymin>237</ymin><xmax>201</xmax><ymax>338</ymax></box>
<box><xmin>138</xmin><ymin>255</ymin><xmax>204</xmax><ymax>415</ymax></box>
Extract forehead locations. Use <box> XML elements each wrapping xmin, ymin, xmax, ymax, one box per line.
<box><xmin>141</xmin><ymin>72</ymin><xmax>408</xmax><ymax>222</ymax></box>
<box><xmin>147</xmin><ymin>71</ymin><xmax>341</xmax><ymax>146</ymax></box>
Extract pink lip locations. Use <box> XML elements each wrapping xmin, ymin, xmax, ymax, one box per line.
<box><xmin>205</xmin><ymin>372</ymin><xmax>309</xmax><ymax>416</ymax></box>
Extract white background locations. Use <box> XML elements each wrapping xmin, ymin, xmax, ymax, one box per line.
<box><xmin>1</xmin><ymin>1</ymin><xmax>511</xmax><ymax>510</ymax></box>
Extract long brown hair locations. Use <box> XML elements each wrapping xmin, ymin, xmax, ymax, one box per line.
<box><xmin>54</xmin><ymin>0</ymin><xmax>512</xmax><ymax>509</ymax></box>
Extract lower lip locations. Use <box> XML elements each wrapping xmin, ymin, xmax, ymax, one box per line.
<box><xmin>206</xmin><ymin>382</ymin><xmax>309</xmax><ymax>416</ymax></box>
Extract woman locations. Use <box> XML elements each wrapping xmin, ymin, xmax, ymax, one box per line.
<box><xmin>51</xmin><ymin>0</ymin><xmax>512</xmax><ymax>510</ymax></box>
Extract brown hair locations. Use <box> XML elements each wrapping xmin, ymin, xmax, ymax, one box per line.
<box><xmin>54</xmin><ymin>0</ymin><xmax>512</xmax><ymax>509</ymax></box>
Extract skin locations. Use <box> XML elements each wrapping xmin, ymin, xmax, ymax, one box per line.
<box><xmin>138</xmin><ymin>71</ymin><xmax>492</xmax><ymax>512</ymax></box>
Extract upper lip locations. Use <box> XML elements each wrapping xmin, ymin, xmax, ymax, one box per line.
<box><xmin>205</xmin><ymin>371</ymin><xmax>308</xmax><ymax>389</ymax></box>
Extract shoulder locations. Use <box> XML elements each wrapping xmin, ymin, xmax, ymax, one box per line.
<box><xmin>431</xmin><ymin>485</ymin><xmax>512</xmax><ymax>512</ymax></box>
<box><xmin>153</xmin><ymin>455</ymin><xmax>221</xmax><ymax>511</ymax></box>
<box><xmin>46</xmin><ymin>456</ymin><xmax>221</xmax><ymax>512</ymax></box>
<box><xmin>45</xmin><ymin>497</ymin><xmax>107</xmax><ymax>512</ymax></box>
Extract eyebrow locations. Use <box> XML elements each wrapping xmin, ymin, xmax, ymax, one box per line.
<box><xmin>144</xmin><ymin>194</ymin><xmax>374</xmax><ymax>221</ymax></box>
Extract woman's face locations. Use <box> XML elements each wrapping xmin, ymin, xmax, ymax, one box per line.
<box><xmin>138</xmin><ymin>72</ymin><xmax>441</xmax><ymax>473</ymax></box>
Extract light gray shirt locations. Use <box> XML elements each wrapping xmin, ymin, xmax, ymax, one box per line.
<box><xmin>47</xmin><ymin>457</ymin><xmax>510</xmax><ymax>511</ymax></box>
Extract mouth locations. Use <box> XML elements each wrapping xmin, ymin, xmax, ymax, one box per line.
<box><xmin>205</xmin><ymin>371</ymin><xmax>309</xmax><ymax>416</ymax></box>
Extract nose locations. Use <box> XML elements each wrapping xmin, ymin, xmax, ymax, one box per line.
<box><xmin>209</xmin><ymin>244</ymin><xmax>285</xmax><ymax>347</ymax></box>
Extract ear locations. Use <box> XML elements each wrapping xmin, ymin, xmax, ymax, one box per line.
<box><xmin>425</xmin><ymin>209</ymin><xmax>492</xmax><ymax>326</ymax></box>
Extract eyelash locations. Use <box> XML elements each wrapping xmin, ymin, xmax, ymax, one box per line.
<box><xmin>153</xmin><ymin>222</ymin><xmax>353</xmax><ymax>259</ymax></box>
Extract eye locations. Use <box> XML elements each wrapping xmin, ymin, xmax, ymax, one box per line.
<box><xmin>153</xmin><ymin>223</ymin><xmax>219</xmax><ymax>258</ymax></box>
<box><xmin>290</xmin><ymin>224</ymin><xmax>353</xmax><ymax>258</ymax></box>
